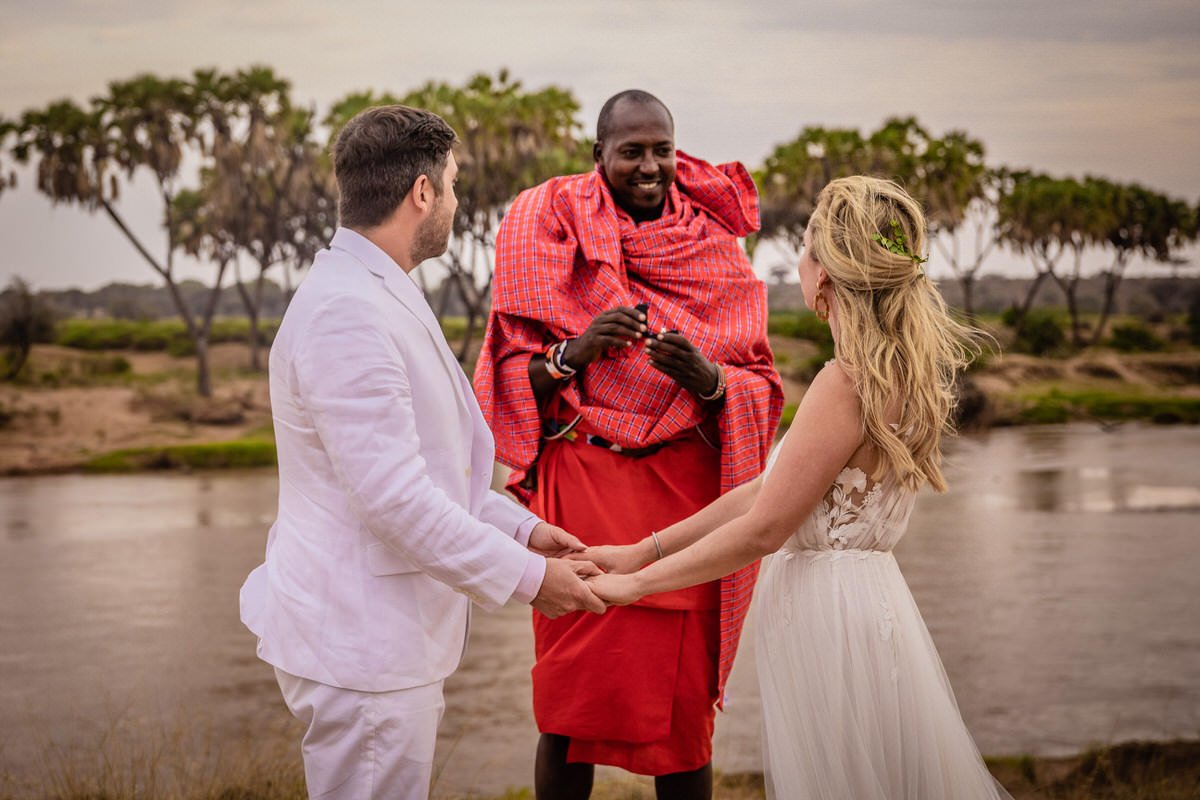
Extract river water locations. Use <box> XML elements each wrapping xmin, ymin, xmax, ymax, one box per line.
<box><xmin>1</xmin><ymin>424</ymin><xmax>1198</xmax><ymax>796</ymax></box>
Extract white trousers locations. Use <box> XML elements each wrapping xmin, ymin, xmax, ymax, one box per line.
<box><xmin>275</xmin><ymin>667</ymin><xmax>446</xmax><ymax>800</ymax></box>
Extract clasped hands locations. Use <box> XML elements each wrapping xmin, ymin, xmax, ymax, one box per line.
<box><xmin>562</xmin><ymin>306</ymin><xmax>722</xmax><ymax>399</ymax></box>
<box><xmin>527</xmin><ymin>523</ymin><xmax>653</xmax><ymax>615</ymax></box>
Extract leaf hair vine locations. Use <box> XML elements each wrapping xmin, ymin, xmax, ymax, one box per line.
<box><xmin>871</xmin><ymin>219</ymin><xmax>928</xmax><ymax>274</ymax></box>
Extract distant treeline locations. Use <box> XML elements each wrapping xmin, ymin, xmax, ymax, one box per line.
<box><xmin>32</xmin><ymin>277</ymin><xmax>472</xmax><ymax>322</ymax></box>
<box><xmin>771</xmin><ymin>275</ymin><xmax>1200</xmax><ymax>317</ymax></box>
<box><xmin>24</xmin><ymin>274</ymin><xmax>1199</xmax><ymax>322</ymax></box>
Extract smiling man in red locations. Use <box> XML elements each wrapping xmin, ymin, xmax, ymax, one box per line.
<box><xmin>476</xmin><ymin>90</ymin><xmax>783</xmax><ymax>799</ymax></box>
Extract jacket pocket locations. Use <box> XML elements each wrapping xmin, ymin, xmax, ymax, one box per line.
<box><xmin>365</xmin><ymin>540</ymin><xmax>422</xmax><ymax>576</ymax></box>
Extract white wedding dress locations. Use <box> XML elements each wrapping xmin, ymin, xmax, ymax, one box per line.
<box><xmin>753</xmin><ymin>435</ymin><xmax>1012</xmax><ymax>799</ymax></box>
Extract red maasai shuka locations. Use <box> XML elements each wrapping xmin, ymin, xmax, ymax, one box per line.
<box><xmin>530</xmin><ymin>433</ymin><xmax>723</xmax><ymax>773</ymax></box>
<box><xmin>474</xmin><ymin>151</ymin><xmax>784</xmax><ymax>703</ymax></box>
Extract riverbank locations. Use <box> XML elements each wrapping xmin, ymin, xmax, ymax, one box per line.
<box><xmin>3</xmin><ymin>739</ymin><xmax>1196</xmax><ymax>800</ymax></box>
<box><xmin>1</xmin><ymin>342</ymin><xmax>1198</xmax><ymax>475</ymax></box>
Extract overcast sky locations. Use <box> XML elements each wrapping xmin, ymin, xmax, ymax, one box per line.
<box><xmin>1</xmin><ymin>0</ymin><xmax>1198</xmax><ymax>290</ymax></box>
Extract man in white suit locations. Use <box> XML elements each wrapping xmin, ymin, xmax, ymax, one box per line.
<box><xmin>240</xmin><ymin>105</ymin><xmax>606</xmax><ymax>800</ymax></box>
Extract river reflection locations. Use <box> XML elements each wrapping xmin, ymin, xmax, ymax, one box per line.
<box><xmin>0</xmin><ymin>424</ymin><xmax>1198</xmax><ymax>796</ymax></box>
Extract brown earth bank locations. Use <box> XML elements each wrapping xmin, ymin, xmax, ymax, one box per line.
<box><xmin>1</xmin><ymin>342</ymin><xmax>1198</xmax><ymax>476</ymax></box>
<box><xmin>0</xmin><ymin>344</ymin><xmax>272</xmax><ymax>475</ymax></box>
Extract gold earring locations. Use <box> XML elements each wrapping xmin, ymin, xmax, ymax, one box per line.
<box><xmin>814</xmin><ymin>290</ymin><xmax>830</xmax><ymax>322</ymax></box>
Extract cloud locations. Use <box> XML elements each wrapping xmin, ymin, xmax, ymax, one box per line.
<box><xmin>740</xmin><ymin>0</ymin><xmax>1200</xmax><ymax>44</ymax></box>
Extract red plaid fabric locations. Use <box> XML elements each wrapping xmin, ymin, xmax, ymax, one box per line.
<box><xmin>475</xmin><ymin>151</ymin><xmax>784</xmax><ymax>703</ymax></box>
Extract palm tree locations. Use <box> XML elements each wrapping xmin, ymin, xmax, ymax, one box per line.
<box><xmin>922</xmin><ymin>132</ymin><xmax>992</xmax><ymax>321</ymax></box>
<box><xmin>199</xmin><ymin>67</ymin><xmax>304</xmax><ymax>371</ymax></box>
<box><xmin>11</xmin><ymin>75</ymin><xmax>227</xmax><ymax>394</ymax></box>
<box><xmin>996</xmin><ymin>172</ymin><xmax>1071</xmax><ymax>331</ymax></box>
<box><xmin>1092</xmin><ymin>182</ymin><xmax>1197</xmax><ymax>344</ymax></box>
<box><xmin>756</xmin><ymin>125</ymin><xmax>873</xmax><ymax>253</ymax></box>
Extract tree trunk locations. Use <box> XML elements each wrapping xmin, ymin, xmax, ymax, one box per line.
<box><xmin>250</xmin><ymin>265</ymin><xmax>270</xmax><ymax>371</ymax></box>
<box><xmin>457</xmin><ymin>300</ymin><xmax>477</xmax><ymax>364</ymax></box>
<box><xmin>195</xmin><ymin>336</ymin><xmax>212</xmax><ymax>398</ymax></box>
<box><xmin>435</xmin><ymin>276</ymin><xmax>454</xmax><ymax>322</ymax></box>
<box><xmin>1092</xmin><ymin>253</ymin><xmax>1129</xmax><ymax>345</ymax></box>
<box><xmin>157</xmin><ymin>235</ymin><xmax>224</xmax><ymax>398</ymax></box>
<box><xmin>453</xmin><ymin>237</ymin><xmax>494</xmax><ymax>363</ymax></box>
<box><xmin>1047</xmin><ymin>271</ymin><xmax>1082</xmax><ymax>350</ymax></box>
<box><xmin>233</xmin><ymin>262</ymin><xmax>257</xmax><ymax>371</ymax></box>
<box><xmin>246</xmin><ymin>300</ymin><xmax>262</xmax><ymax>372</ymax></box>
<box><xmin>1014</xmin><ymin>269</ymin><xmax>1051</xmax><ymax>330</ymax></box>
<box><xmin>1</xmin><ymin>342</ymin><xmax>31</xmax><ymax>381</ymax></box>
<box><xmin>282</xmin><ymin>263</ymin><xmax>295</xmax><ymax>307</ymax></box>
<box><xmin>1063</xmin><ymin>280</ymin><xmax>1083</xmax><ymax>349</ymax></box>
<box><xmin>959</xmin><ymin>274</ymin><xmax>976</xmax><ymax>323</ymax></box>
<box><xmin>191</xmin><ymin>259</ymin><xmax>230</xmax><ymax>399</ymax></box>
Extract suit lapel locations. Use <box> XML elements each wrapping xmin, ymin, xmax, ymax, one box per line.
<box><xmin>381</xmin><ymin>272</ymin><xmax>472</xmax><ymax>415</ymax></box>
<box><xmin>330</xmin><ymin>229</ymin><xmax>471</xmax><ymax>416</ymax></box>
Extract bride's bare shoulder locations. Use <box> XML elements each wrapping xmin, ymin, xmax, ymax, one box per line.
<box><xmin>800</xmin><ymin>359</ymin><xmax>861</xmax><ymax>420</ymax></box>
<box><xmin>811</xmin><ymin>358</ymin><xmax>857</xmax><ymax>397</ymax></box>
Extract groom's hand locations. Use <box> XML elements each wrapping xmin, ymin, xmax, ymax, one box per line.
<box><xmin>532</xmin><ymin>558</ymin><xmax>606</xmax><ymax>618</ymax></box>
<box><xmin>527</xmin><ymin>522</ymin><xmax>587</xmax><ymax>558</ymax></box>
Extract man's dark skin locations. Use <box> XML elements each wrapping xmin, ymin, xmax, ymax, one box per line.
<box><xmin>531</xmin><ymin>96</ymin><xmax>718</xmax><ymax>800</ymax></box>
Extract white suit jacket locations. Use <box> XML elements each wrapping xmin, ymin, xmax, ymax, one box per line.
<box><xmin>240</xmin><ymin>228</ymin><xmax>543</xmax><ymax>692</ymax></box>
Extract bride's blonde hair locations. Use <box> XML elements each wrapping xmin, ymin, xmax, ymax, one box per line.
<box><xmin>808</xmin><ymin>176</ymin><xmax>980</xmax><ymax>492</ymax></box>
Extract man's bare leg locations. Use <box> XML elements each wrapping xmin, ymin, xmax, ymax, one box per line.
<box><xmin>535</xmin><ymin>733</ymin><xmax>594</xmax><ymax>800</ymax></box>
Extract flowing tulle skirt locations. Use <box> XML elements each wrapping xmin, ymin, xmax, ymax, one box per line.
<box><xmin>753</xmin><ymin>548</ymin><xmax>1012</xmax><ymax>799</ymax></box>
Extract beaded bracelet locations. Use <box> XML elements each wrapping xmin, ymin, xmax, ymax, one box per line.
<box><xmin>552</xmin><ymin>340</ymin><xmax>578</xmax><ymax>376</ymax></box>
<box><xmin>544</xmin><ymin>344</ymin><xmax>569</xmax><ymax>380</ymax></box>
<box><xmin>544</xmin><ymin>341</ymin><xmax>578</xmax><ymax>381</ymax></box>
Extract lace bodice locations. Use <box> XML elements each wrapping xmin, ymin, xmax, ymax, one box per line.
<box><xmin>763</xmin><ymin>434</ymin><xmax>917</xmax><ymax>555</ymax></box>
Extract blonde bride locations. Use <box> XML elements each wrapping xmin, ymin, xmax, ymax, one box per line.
<box><xmin>583</xmin><ymin>176</ymin><xmax>1011</xmax><ymax>799</ymax></box>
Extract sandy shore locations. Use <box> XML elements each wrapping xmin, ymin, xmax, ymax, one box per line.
<box><xmin>0</xmin><ymin>344</ymin><xmax>271</xmax><ymax>474</ymax></box>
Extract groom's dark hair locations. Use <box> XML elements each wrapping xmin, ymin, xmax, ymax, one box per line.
<box><xmin>332</xmin><ymin>105</ymin><xmax>458</xmax><ymax>229</ymax></box>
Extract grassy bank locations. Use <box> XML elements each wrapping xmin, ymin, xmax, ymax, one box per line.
<box><xmin>1010</xmin><ymin>387</ymin><xmax>1200</xmax><ymax>425</ymax></box>
<box><xmin>81</xmin><ymin>436</ymin><xmax>277</xmax><ymax>472</ymax></box>
<box><xmin>3</xmin><ymin>739</ymin><xmax>1197</xmax><ymax>800</ymax></box>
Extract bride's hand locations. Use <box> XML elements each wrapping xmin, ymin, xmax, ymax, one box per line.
<box><xmin>585</xmin><ymin>572</ymin><xmax>643</xmax><ymax>606</ymax></box>
<box><xmin>566</xmin><ymin>542</ymin><xmax>652</xmax><ymax>575</ymax></box>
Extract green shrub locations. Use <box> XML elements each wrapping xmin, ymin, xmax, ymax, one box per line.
<box><xmin>81</xmin><ymin>354</ymin><xmax>132</xmax><ymax>377</ymax></box>
<box><xmin>25</xmin><ymin>353</ymin><xmax>134</xmax><ymax>387</ymax></box>
<box><xmin>440</xmin><ymin>316</ymin><xmax>468</xmax><ymax>342</ymax></box>
<box><xmin>129</xmin><ymin>321</ymin><xmax>182</xmax><ymax>351</ymax></box>
<box><xmin>1108</xmin><ymin>322</ymin><xmax>1166</xmax><ymax>353</ymax></box>
<box><xmin>1015</xmin><ymin>388</ymin><xmax>1200</xmax><ymax>425</ymax></box>
<box><xmin>57</xmin><ymin>319</ymin><xmax>136</xmax><ymax>350</ymax></box>
<box><xmin>1186</xmin><ymin>291</ymin><xmax>1200</xmax><ymax>346</ymax></box>
<box><xmin>56</xmin><ymin>318</ymin><xmax>280</xmax><ymax>353</ymax></box>
<box><xmin>1010</xmin><ymin>310</ymin><xmax>1068</xmax><ymax>357</ymax></box>
<box><xmin>768</xmin><ymin>312</ymin><xmax>833</xmax><ymax>344</ymax></box>
<box><xmin>779</xmin><ymin>403</ymin><xmax>798</xmax><ymax>429</ymax></box>
<box><xmin>84</xmin><ymin>439</ymin><xmax>277</xmax><ymax>472</ymax></box>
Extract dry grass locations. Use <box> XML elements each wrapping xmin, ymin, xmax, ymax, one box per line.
<box><xmin>4</xmin><ymin>735</ymin><xmax>1198</xmax><ymax>800</ymax></box>
<box><xmin>0</xmin><ymin>715</ymin><xmax>305</xmax><ymax>800</ymax></box>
